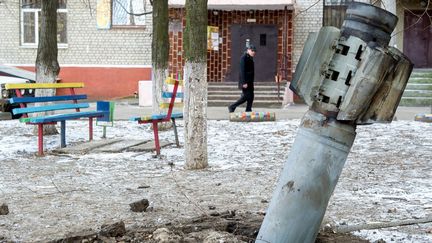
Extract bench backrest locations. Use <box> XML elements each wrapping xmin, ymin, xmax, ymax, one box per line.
<box><xmin>5</xmin><ymin>82</ymin><xmax>88</xmax><ymax>120</ymax></box>
<box><xmin>160</xmin><ymin>76</ymin><xmax>183</xmax><ymax>120</ymax></box>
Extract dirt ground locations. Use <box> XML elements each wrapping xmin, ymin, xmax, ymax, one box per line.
<box><xmin>41</xmin><ymin>211</ymin><xmax>369</xmax><ymax>242</ymax></box>
<box><xmin>0</xmin><ymin>119</ymin><xmax>431</xmax><ymax>242</ymax></box>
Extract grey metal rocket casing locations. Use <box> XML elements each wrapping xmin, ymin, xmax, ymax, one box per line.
<box><xmin>256</xmin><ymin>111</ymin><xmax>356</xmax><ymax>243</ymax></box>
<box><xmin>256</xmin><ymin>2</ymin><xmax>412</xmax><ymax>243</ymax></box>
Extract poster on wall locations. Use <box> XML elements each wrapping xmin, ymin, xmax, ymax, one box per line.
<box><xmin>207</xmin><ymin>26</ymin><xmax>219</xmax><ymax>51</ymax></box>
<box><xmin>96</xmin><ymin>0</ymin><xmax>111</xmax><ymax>29</ymax></box>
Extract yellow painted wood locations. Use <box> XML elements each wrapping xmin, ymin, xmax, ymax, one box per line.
<box><xmin>159</xmin><ymin>102</ymin><xmax>183</xmax><ymax>108</ymax></box>
<box><xmin>5</xmin><ymin>82</ymin><xmax>84</xmax><ymax>90</ymax></box>
<box><xmin>139</xmin><ymin>115</ymin><xmax>153</xmax><ymax>121</ymax></box>
<box><xmin>165</xmin><ymin>77</ymin><xmax>184</xmax><ymax>86</ymax></box>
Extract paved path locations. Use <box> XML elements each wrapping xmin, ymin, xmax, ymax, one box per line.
<box><xmin>107</xmin><ymin>98</ymin><xmax>431</xmax><ymax>121</ymax></box>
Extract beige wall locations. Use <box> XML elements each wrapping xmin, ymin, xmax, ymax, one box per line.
<box><xmin>0</xmin><ymin>0</ymin><xmax>153</xmax><ymax>66</ymax></box>
<box><xmin>292</xmin><ymin>0</ymin><xmax>322</xmax><ymax>71</ymax></box>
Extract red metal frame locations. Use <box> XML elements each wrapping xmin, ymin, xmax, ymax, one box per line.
<box><xmin>69</xmin><ymin>87</ymin><xmax>80</xmax><ymax>112</ymax></box>
<box><xmin>13</xmin><ymin>86</ymin><xmax>100</xmax><ymax>156</ymax></box>
<box><xmin>89</xmin><ymin>117</ymin><xmax>93</xmax><ymax>141</ymax></box>
<box><xmin>138</xmin><ymin>79</ymin><xmax>180</xmax><ymax>155</ymax></box>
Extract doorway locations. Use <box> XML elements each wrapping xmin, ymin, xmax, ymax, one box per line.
<box><xmin>227</xmin><ymin>24</ymin><xmax>278</xmax><ymax>82</ymax></box>
<box><xmin>403</xmin><ymin>10</ymin><xmax>432</xmax><ymax>68</ymax></box>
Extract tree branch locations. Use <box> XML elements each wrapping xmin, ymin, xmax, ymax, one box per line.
<box><xmin>333</xmin><ymin>216</ymin><xmax>432</xmax><ymax>233</ymax></box>
<box><xmin>392</xmin><ymin>0</ymin><xmax>431</xmax><ymax>38</ymax></box>
<box><xmin>114</xmin><ymin>0</ymin><xmax>152</xmax><ymax>16</ymax></box>
<box><xmin>294</xmin><ymin>0</ymin><xmax>321</xmax><ymax>19</ymax></box>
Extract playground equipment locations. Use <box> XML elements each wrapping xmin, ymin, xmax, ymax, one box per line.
<box><xmin>256</xmin><ymin>3</ymin><xmax>413</xmax><ymax>242</ymax></box>
<box><xmin>96</xmin><ymin>101</ymin><xmax>115</xmax><ymax>138</ymax></box>
<box><xmin>229</xmin><ymin>111</ymin><xmax>275</xmax><ymax>122</ymax></box>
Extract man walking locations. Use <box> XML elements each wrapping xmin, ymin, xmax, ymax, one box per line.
<box><xmin>228</xmin><ymin>45</ymin><xmax>256</xmax><ymax>112</ymax></box>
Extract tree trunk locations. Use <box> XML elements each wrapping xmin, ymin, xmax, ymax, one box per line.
<box><xmin>183</xmin><ymin>0</ymin><xmax>208</xmax><ymax>169</ymax></box>
<box><xmin>151</xmin><ymin>0</ymin><xmax>171</xmax><ymax>130</ymax></box>
<box><xmin>152</xmin><ymin>0</ymin><xmax>169</xmax><ymax>114</ymax></box>
<box><xmin>35</xmin><ymin>0</ymin><xmax>60</xmax><ymax>135</ymax></box>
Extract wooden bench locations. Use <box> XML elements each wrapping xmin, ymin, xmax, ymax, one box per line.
<box><xmin>130</xmin><ymin>77</ymin><xmax>183</xmax><ymax>155</ymax></box>
<box><xmin>5</xmin><ymin>82</ymin><xmax>110</xmax><ymax>156</ymax></box>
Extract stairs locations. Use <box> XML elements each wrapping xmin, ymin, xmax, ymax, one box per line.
<box><xmin>400</xmin><ymin>69</ymin><xmax>432</xmax><ymax>107</ymax></box>
<box><xmin>208</xmin><ymin>82</ymin><xmax>284</xmax><ymax>108</ymax></box>
<box><xmin>208</xmin><ymin>69</ymin><xmax>432</xmax><ymax>108</ymax></box>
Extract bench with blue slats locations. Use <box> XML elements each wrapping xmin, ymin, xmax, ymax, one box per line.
<box><xmin>5</xmin><ymin>82</ymin><xmax>110</xmax><ymax>156</ymax></box>
<box><xmin>130</xmin><ymin>77</ymin><xmax>184</xmax><ymax>155</ymax></box>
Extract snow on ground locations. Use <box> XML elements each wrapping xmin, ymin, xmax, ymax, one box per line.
<box><xmin>0</xmin><ymin>119</ymin><xmax>431</xmax><ymax>242</ymax></box>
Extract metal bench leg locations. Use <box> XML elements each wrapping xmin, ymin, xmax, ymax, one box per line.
<box><xmin>60</xmin><ymin>121</ymin><xmax>66</xmax><ymax>148</ymax></box>
<box><xmin>171</xmin><ymin>118</ymin><xmax>180</xmax><ymax>147</ymax></box>
<box><xmin>89</xmin><ymin>117</ymin><xmax>93</xmax><ymax>141</ymax></box>
<box><xmin>38</xmin><ymin>124</ymin><xmax>44</xmax><ymax>156</ymax></box>
<box><xmin>153</xmin><ymin>121</ymin><xmax>161</xmax><ymax>155</ymax></box>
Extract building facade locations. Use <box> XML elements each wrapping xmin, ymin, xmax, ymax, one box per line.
<box><xmin>0</xmin><ymin>0</ymin><xmax>153</xmax><ymax>99</ymax></box>
<box><xmin>0</xmin><ymin>0</ymin><xmax>429</xmax><ymax>99</ymax></box>
<box><xmin>168</xmin><ymin>5</ymin><xmax>295</xmax><ymax>83</ymax></box>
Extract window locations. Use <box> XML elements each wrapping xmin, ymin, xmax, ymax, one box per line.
<box><xmin>323</xmin><ymin>0</ymin><xmax>354</xmax><ymax>28</ymax></box>
<box><xmin>260</xmin><ymin>34</ymin><xmax>266</xmax><ymax>46</ymax></box>
<box><xmin>112</xmin><ymin>0</ymin><xmax>147</xmax><ymax>27</ymax></box>
<box><xmin>21</xmin><ymin>0</ymin><xmax>67</xmax><ymax>47</ymax></box>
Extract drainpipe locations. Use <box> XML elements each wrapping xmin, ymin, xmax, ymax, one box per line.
<box><xmin>256</xmin><ymin>3</ymin><xmax>413</xmax><ymax>243</ymax></box>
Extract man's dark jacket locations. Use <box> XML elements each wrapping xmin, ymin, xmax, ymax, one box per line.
<box><xmin>238</xmin><ymin>53</ymin><xmax>254</xmax><ymax>89</ymax></box>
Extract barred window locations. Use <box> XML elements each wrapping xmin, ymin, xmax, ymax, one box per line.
<box><xmin>21</xmin><ymin>0</ymin><xmax>67</xmax><ymax>46</ymax></box>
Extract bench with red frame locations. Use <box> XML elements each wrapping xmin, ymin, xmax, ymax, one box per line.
<box><xmin>130</xmin><ymin>77</ymin><xmax>183</xmax><ymax>155</ymax></box>
<box><xmin>5</xmin><ymin>82</ymin><xmax>110</xmax><ymax>156</ymax></box>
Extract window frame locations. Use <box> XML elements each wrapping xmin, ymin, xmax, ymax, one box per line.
<box><xmin>323</xmin><ymin>0</ymin><xmax>353</xmax><ymax>28</ymax></box>
<box><xmin>20</xmin><ymin>1</ymin><xmax>68</xmax><ymax>48</ymax></box>
<box><xmin>111</xmin><ymin>0</ymin><xmax>147</xmax><ymax>29</ymax></box>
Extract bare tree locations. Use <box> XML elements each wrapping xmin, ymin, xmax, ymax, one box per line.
<box><xmin>183</xmin><ymin>0</ymin><xmax>208</xmax><ymax>169</ymax></box>
<box><xmin>35</xmin><ymin>0</ymin><xmax>60</xmax><ymax>135</ymax></box>
<box><xmin>151</xmin><ymin>0</ymin><xmax>169</xmax><ymax>117</ymax></box>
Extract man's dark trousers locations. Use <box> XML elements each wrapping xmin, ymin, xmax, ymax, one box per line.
<box><xmin>229</xmin><ymin>88</ymin><xmax>254</xmax><ymax>112</ymax></box>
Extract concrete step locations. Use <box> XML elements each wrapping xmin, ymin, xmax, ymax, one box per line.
<box><xmin>400</xmin><ymin>97</ymin><xmax>432</xmax><ymax>106</ymax></box>
<box><xmin>208</xmin><ymin>82</ymin><xmax>284</xmax><ymax>108</ymax></box>
<box><xmin>406</xmin><ymin>83</ymin><xmax>432</xmax><ymax>90</ymax></box>
<box><xmin>410</xmin><ymin>69</ymin><xmax>432</xmax><ymax>79</ymax></box>
<box><xmin>208</xmin><ymin>82</ymin><xmax>286</xmax><ymax>86</ymax></box>
<box><xmin>208</xmin><ymin>85</ymin><xmax>283</xmax><ymax>92</ymax></box>
<box><xmin>402</xmin><ymin>90</ymin><xmax>432</xmax><ymax>97</ymax></box>
<box><xmin>209</xmin><ymin>94</ymin><xmax>282</xmax><ymax>101</ymax></box>
<box><xmin>209</xmin><ymin>99</ymin><xmax>283</xmax><ymax>108</ymax></box>
<box><xmin>208</xmin><ymin>90</ymin><xmax>281</xmax><ymax>96</ymax></box>
<box><xmin>408</xmin><ymin>77</ymin><xmax>432</xmax><ymax>83</ymax></box>
<box><xmin>400</xmin><ymin>70</ymin><xmax>432</xmax><ymax>106</ymax></box>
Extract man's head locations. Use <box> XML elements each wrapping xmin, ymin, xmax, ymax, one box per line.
<box><xmin>247</xmin><ymin>45</ymin><xmax>257</xmax><ymax>57</ymax></box>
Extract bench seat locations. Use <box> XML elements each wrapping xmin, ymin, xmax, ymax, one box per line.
<box><xmin>6</xmin><ymin>82</ymin><xmax>110</xmax><ymax>155</ymax></box>
<box><xmin>21</xmin><ymin>110</ymin><xmax>108</xmax><ymax>123</ymax></box>
<box><xmin>130</xmin><ymin>112</ymin><xmax>183</xmax><ymax>122</ymax></box>
<box><xmin>130</xmin><ymin>76</ymin><xmax>183</xmax><ymax>155</ymax></box>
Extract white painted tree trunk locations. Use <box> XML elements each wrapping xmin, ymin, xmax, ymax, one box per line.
<box><xmin>183</xmin><ymin>62</ymin><xmax>208</xmax><ymax>169</ymax></box>
<box><xmin>35</xmin><ymin>66</ymin><xmax>57</xmax><ymax>98</ymax></box>
<box><xmin>152</xmin><ymin>67</ymin><xmax>172</xmax><ymax>130</ymax></box>
<box><xmin>33</xmin><ymin>64</ymin><xmax>58</xmax><ymax>135</ymax></box>
<box><xmin>152</xmin><ymin>68</ymin><xmax>168</xmax><ymax>115</ymax></box>
<box><xmin>34</xmin><ymin>0</ymin><xmax>59</xmax><ymax>135</ymax></box>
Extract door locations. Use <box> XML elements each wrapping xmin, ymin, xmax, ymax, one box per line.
<box><xmin>403</xmin><ymin>10</ymin><xmax>432</xmax><ymax>68</ymax></box>
<box><xmin>227</xmin><ymin>24</ymin><xmax>278</xmax><ymax>82</ymax></box>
